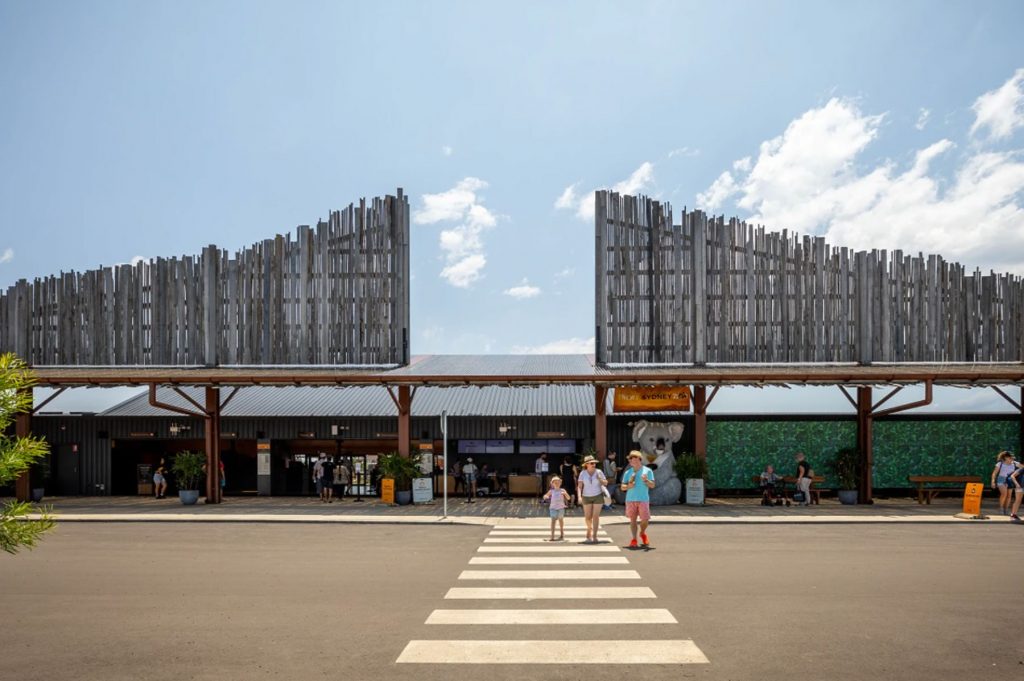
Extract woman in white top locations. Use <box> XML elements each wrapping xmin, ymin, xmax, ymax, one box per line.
<box><xmin>991</xmin><ymin>451</ymin><xmax>1018</xmax><ymax>516</ymax></box>
<box><xmin>1006</xmin><ymin>457</ymin><xmax>1024</xmax><ymax>521</ymax></box>
<box><xmin>577</xmin><ymin>455</ymin><xmax>608</xmax><ymax>544</ymax></box>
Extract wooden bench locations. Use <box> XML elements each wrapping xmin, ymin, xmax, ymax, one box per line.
<box><xmin>751</xmin><ymin>475</ymin><xmax>825</xmax><ymax>505</ymax></box>
<box><xmin>907</xmin><ymin>475</ymin><xmax>982</xmax><ymax>504</ymax></box>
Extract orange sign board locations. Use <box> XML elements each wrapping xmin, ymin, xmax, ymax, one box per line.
<box><xmin>962</xmin><ymin>482</ymin><xmax>983</xmax><ymax>516</ymax></box>
<box><xmin>381</xmin><ymin>478</ymin><xmax>395</xmax><ymax>505</ymax></box>
<box><xmin>613</xmin><ymin>386</ymin><xmax>691</xmax><ymax>413</ymax></box>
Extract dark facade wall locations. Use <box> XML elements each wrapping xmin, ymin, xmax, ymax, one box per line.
<box><xmin>30</xmin><ymin>412</ymin><xmax>1020</xmax><ymax>495</ymax></box>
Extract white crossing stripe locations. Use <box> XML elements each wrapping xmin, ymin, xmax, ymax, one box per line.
<box><xmin>469</xmin><ymin>556</ymin><xmax>629</xmax><ymax>565</ymax></box>
<box><xmin>458</xmin><ymin>569</ymin><xmax>640</xmax><ymax>580</ymax></box>
<box><xmin>489</xmin><ymin>528</ymin><xmax>608</xmax><ymax>534</ymax></box>
<box><xmin>397</xmin><ymin>640</ymin><xmax>709</xmax><ymax>664</ymax></box>
<box><xmin>479</xmin><ymin>540</ymin><xmax>606</xmax><ymax>544</ymax></box>
<box><xmin>487</xmin><ymin>531</ymin><xmax>609</xmax><ymax>537</ymax></box>
<box><xmin>444</xmin><ymin>586</ymin><xmax>656</xmax><ymax>600</ymax></box>
<box><xmin>425</xmin><ymin>608</ymin><xmax>677</xmax><ymax>625</ymax></box>
<box><xmin>477</xmin><ymin>545</ymin><xmax>621</xmax><ymax>553</ymax></box>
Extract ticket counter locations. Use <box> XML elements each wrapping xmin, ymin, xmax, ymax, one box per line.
<box><xmin>508</xmin><ymin>474</ymin><xmax>541</xmax><ymax>496</ymax></box>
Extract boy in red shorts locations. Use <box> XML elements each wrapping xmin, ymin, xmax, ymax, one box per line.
<box><xmin>621</xmin><ymin>450</ymin><xmax>656</xmax><ymax>549</ymax></box>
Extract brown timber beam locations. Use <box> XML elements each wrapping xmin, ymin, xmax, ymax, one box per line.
<box><xmin>856</xmin><ymin>387</ymin><xmax>873</xmax><ymax>505</ymax></box>
<box><xmin>388</xmin><ymin>386</ymin><xmax>415</xmax><ymax>458</ymax></box>
<box><xmin>15</xmin><ymin>387</ymin><xmax>32</xmax><ymax>502</ymax></box>
<box><xmin>595</xmin><ymin>386</ymin><xmax>608</xmax><ymax>458</ymax></box>
<box><xmin>205</xmin><ymin>387</ymin><xmax>222</xmax><ymax>504</ymax></box>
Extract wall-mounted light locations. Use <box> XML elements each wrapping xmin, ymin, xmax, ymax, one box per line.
<box><xmin>331</xmin><ymin>425</ymin><xmax>350</xmax><ymax>436</ymax></box>
<box><xmin>498</xmin><ymin>422</ymin><xmax>516</xmax><ymax>435</ymax></box>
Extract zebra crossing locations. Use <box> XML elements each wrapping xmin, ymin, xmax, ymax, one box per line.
<box><xmin>396</xmin><ymin>520</ymin><xmax>710</xmax><ymax>666</ymax></box>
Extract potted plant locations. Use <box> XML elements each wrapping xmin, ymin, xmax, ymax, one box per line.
<box><xmin>673</xmin><ymin>452</ymin><xmax>708</xmax><ymax>505</ymax></box>
<box><xmin>171</xmin><ymin>451</ymin><xmax>206</xmax><ymax>505</ymax></box>
<box><xmin>376</xmin><ymin>451</ymin><xmax>421</xmax><ymax>505</ymax></box>
<box><xmin>30</xmin><ymin>454</ymin><xmax>51</xmax><ymax>502</ymax></box>
<box><xmin>831</xmin><ymin>447</ymin><xmax>859</xmax><ymax>505</ymax></box>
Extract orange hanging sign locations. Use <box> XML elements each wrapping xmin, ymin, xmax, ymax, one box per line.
<box><xmin>962</xmin><ymin>482</ymin><xmax>983</xmax><ymax>516</ymax></box>
<box><xmin>381</xmin><ymin>478</ymin><xmax>395</xmax><ymax>505</ymax></box>
<box><xmin>613</xmin><ymin>386</ymin><xmax>691</xmax><ymax>413</ymax></box>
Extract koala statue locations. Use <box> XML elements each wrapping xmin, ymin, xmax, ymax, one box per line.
<box><xmin>631</xmin><ymin>420</ymin><xmax>685</xmax><ymax>506</ymax></box>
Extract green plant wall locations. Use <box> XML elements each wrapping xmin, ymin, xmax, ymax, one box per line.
<box><xmin>872</xmin><ymin>420</ymin><xmax>1017</xmax><ymax>487</ymax></box>
<box><xmin>706</xmin><ymin>418</ymin><xmax>1019</xmax><ymax>489</ymax></box>
<box><xmin>707</xmin><ymin>420</ymin><xmax>855</xmax><ymax>488</ymax></box>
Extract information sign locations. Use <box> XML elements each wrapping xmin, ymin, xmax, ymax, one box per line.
<box><xmin>962</xmin><ymin>482</ymin><xmax>983</xmax><ymax>516</ymax></box>
<box><xmin>412</xmin><ymin>477</ymin><xmax>433</xmax><ymax>504</ymax></box>
<box><xmin>381</xmin><ymin>478</ymin><xmax>395</xmax><ymax>504</ymax></box>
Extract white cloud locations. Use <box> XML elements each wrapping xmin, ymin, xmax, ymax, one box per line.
<box><xmin>695</xmin><ymin>170</ymin><xmax>739</xmax><ymax>211</ymax></box>
<box><xmin>0</xmin><ymin>248</ymin><xmax>13</xmax><ymax>263</ymax></box>
<box><xmin>557</xmin><ymin>162</ymin><xmax>657</xmax><ymax>222</ymax></box>
<box><xmin>503</xmin><ymin>279</ymin><xmax>541</xmax><ymax>299</ymax></box>
<box><xmin>414</xmin><ymin>177</ymin><xmax>488</xmax><ymax>225</ymax></box>
<box><xmin>970</xmin><ymin>68</ymin><xmax>1024</xmax><ymax>141</ymax></box>
<box><xmin>553</xmin><ymin>267</ymin><xmax>575</xmax><ymax>280</ymax></box>
<box><xmin>696</xmin><ymin>87</ymin><xmax>1024</xmax><ymax>272</ymax></box>
<box><xmin>668</xmin><ymin>146</ymin><xmax>700</xmax><ymax>158</ymax></box>
<box><xmin>415</xmin><ymin>178</ymin><xmax>497</xmax><ymax>288</ymax></box>
<box><xmin>915</xmin><ymin>108</ymin><xmax>930</xmax><ymax>131</ymax></box>
<box><xmin>511</xmin><ymin>336</ymin><xmax>595</xmax><ymax>354</ymax></box>
<box><xmin>554</xmin><ymin>183</ymin><xmax>580</xmax><ymax>210</ymax></box>
<box><xmin>442</xmin><ymin>145</ymin><xmax>453</xmax><ymax>156</ymax></box>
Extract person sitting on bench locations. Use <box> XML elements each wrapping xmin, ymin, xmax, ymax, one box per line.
<box><xmin>759</xmin><ymin>464</ymin><xmax>783</xmax><ymax>506</ymax></box>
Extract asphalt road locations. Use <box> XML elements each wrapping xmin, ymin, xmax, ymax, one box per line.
<box><xmin>3</xmin><ymin>521</ymin><xmax>1022</xmax><ymax>681</ymax></box>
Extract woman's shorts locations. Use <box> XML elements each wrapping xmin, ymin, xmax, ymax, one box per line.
<box><xmin>625</xmin><ymin>501</ymin><xmax>651</xmax><ymax>521</ymax></box>
<box><xmin>581</xmin><ymin>494</ymin><xmax>604</xmax><ymax>505</ymax></box>
<box><xmin>549</xmin><ymin>508</ymin><xmax>565</xmax><ymax>519</ymax></box>
<box><xmin>997</xmin><ymin>475</ymin><xmax>1008</xmax><ymax>486</ymax></box>
<box><xmin>153</xmin><ymin>474</ymin><xmax>165</xmax><ymax>485</ymax></box>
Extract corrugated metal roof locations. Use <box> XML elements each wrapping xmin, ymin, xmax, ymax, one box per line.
<box><xmin>101</xmin><ymin>384</ymin><xmax>601</xmax><ymax>418</ymax></box>
<box><xmin>389</xmin><ymin>354</ymin><xmax>598</xmax><ymax>377</ymax></box>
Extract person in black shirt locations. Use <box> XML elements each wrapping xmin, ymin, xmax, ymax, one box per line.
<box><xmin>794</xmin><ymin>452</ymin><xmax>813</xmax><ymax>506</ymax></box>
<box><xmin>320</xmin><ymin>457</ymin><xmax>336</xmax><ymax>503</ymax></box>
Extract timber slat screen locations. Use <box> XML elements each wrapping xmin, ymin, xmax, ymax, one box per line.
<box><xmin>595</xmin><ymin>190</ymin><xmax>1024</xmax><ymax>365</ymax></box>
<box><xmin>1</xmin><ymin>190</ymin><xmax>410</xmax><ymax>366</ymax></box>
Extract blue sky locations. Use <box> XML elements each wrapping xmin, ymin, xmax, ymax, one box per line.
<box><xmin>3</xmin><ymin>1</ymin><xmax>1024</xmax><ymax>413</ymax></box>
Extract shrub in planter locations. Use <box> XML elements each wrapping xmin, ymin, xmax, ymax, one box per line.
<box><xmin>171</xmin><ymin>451</ymin><xmax>206</xmax><ymax>505</ymax></box>
<box><xmin>831</xmin><ymin>446</ymin><xmax>860</xmax><ymax>505</ymax></box>
<box><xmin>673</xmin><ymin>452</ymin><xmax>708</xmax><ymax>505</ymax></box>
<box><xmin>376</xmin><ymin>451</ymin><xmax>421</xmax><ymax>504</ymax></box>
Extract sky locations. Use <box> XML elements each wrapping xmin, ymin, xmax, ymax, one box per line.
<box><xmin>3</xmin><ymin>0</ymin><xmax>1024</xmax><ymax>414</ymax></box>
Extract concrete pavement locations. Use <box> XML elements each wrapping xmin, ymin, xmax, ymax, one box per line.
<box><xmin>14</xmin><ymin>493</ymin><xmax>1023</xmax><ymax>524</ymax></box>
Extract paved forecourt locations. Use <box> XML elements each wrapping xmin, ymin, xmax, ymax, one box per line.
<box><xmin>396</xmin><ymin>519</ymin><xmax>710</xmax><ymax>666</ymax></box>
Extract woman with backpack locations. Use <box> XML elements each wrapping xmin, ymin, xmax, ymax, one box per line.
<box><xmin>991</xmin><ymin>451</ymin><xmax>1018</xmax><ymax>516</ymax></box>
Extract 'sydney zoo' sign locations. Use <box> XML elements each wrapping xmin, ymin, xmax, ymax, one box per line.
<box><xmin>613</xmin><ymin>386</ymin><xmax>691</xmax><ymax>413</ymax></box>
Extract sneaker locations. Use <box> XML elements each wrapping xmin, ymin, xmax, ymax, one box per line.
<box><xmin>640</xmin><ymin>532</ymin><xmax>649</xmax><ymax>546</ymax></box>
<box><xmin>628</xmin><ymin>538</ymin><xmax>638</xmax><ymax>549</ymax></box>
<box><xmin>1012</xmin><ymin>514</ymin><xmax>1021</xmax><ymax>522</ymax></box>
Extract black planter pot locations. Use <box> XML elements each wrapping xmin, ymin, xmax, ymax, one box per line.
<box><xmin>396</xmin><ymin>490</ymin><xmax>412</xmax><ymax>505</ymax></box>
<box><xmin>31</xmin><ymin>488</ymin><xmax>45</xmax><ymax>503</ymax></box>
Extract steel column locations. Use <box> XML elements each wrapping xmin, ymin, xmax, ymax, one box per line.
<box><xmin>857</xmin><ymin>387</ymin><xmax>873</xmax><ymax>505</ymax></box>
<box><xmin>693</xmin><ymin>386</ymin><xmax>708</xmax><ymax>460</ymax></box>
<box><xmin>595</xmin><ymin>387</ymin><xmax>608</xmax><ymax>458</ymax></box>
<box><xmin>204</xmin><ymin>387</ymin><xmax>221</xmax><ymax>504</ymax></box>
<box><xmin>15</xmin><ymin>387</ymin><xmax>31</xmax><ymax>502</ymax></box>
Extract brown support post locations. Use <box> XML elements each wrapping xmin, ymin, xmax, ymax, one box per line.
<box><xmin>15</xmin><ymin>387</ymin><xmax>32</xmax><ymax>502</ymax></box>
<box><xmin>204</xmin><ymin>387</ymin><xmax>221</xmax><ymax>504</ymax></box>
<box><xmin>595</xmin><ymin>387</ymin><xmax>608</xmax><ymax>458</ymax></box>
<box><xmin>693</xmin><ymin>385</ymin><xmax>707</xmax><ymax>460</ymax></box>
<box><xmin>856</xmin><ymin>387</ymin><xmax>873</xmax><ymax>505</ymax></box>
<box><xmin>398</xmin><ymin>385</ymin><xmax>411</xmax><ymax>458</ymax></box>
